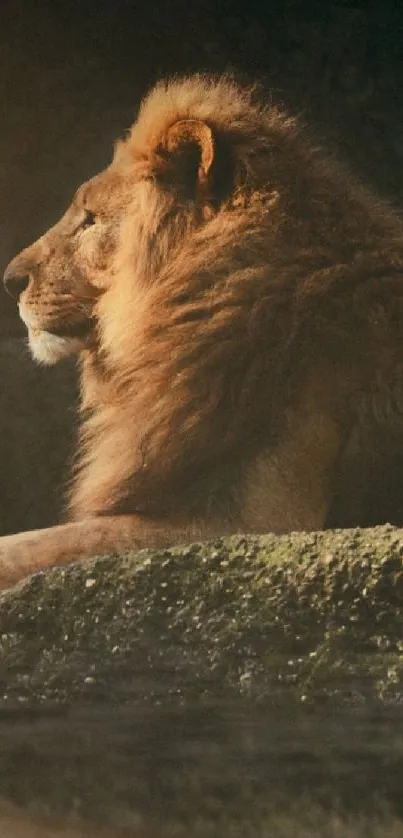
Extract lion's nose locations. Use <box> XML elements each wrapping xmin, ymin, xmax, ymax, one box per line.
<box><xmin>3</xmin><ymin>266</ymin><xmax>30</xmax><ymax>300</ymax></box>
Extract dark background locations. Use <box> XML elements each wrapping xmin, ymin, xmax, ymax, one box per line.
<box><xmin>2</xmin><ymin>0</ymin><xmax>403</xmax><ymax>300</ymax></box>
<box><xmin>1</xmin><ymin>0</ymin><xmax>403</xmax><ymax>533</ymax></box>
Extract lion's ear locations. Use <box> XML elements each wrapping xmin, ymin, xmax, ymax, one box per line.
<box><xmin>166</xmin><ymin>119</ymin><xmax>215</xmax><ymax>181</ymax></box>
<box><xmin>160</xmin><ymin>119</ymin><xmax>215</xmax><ymax>200</ymax></box>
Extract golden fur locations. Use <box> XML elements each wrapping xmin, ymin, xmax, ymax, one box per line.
<box><xmin>3</xmin><ymin>73</ymin><xmax>403</xmax><ymax>587</ymax></box>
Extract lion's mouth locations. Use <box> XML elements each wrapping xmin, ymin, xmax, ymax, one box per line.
<box><xmin>43</xmin><ymin>318</ymin><xmax>95</xmax><ymax>339</ymax></box>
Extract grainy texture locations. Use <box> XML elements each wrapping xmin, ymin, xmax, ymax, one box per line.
<box><xmin>1</xmin><ymin>526</ymin><xmax>402</xmax><ymax>704</ymax></box>
<box><xmin>2</xmin><ymin>5</ymin><xmax>403</xmax><ymax>836</ymax></box>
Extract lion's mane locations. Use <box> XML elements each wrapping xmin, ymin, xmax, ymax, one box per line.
<box><xmin>68</xmin><ymin>75</ymin><xmax>403</xmax><ymax>527</ymax></box>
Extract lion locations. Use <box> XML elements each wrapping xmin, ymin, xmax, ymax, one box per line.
<box><xmin>2</xmin><ymin>73</ymin><xmax>403</xmax><ymax>588</ymax></box>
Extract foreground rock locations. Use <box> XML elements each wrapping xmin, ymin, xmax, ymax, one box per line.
<box><xmin>1</xmin><ymin>526</ymin><xmax>403</xmax><ymax>836</ymax></box>
<box><xmin>1</xmin><ymin>525</ymin><xmax>403</xmax><ymax>704</ymax></box>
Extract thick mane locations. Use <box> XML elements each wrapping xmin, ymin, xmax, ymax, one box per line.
<box><xmin>69</xmin><ymin>74</ymin><xmax>403</xmax><ymax>523</ymax></box>
<box><xmin>118</xmin><ymin>74</ymin><xmax>294</xmax><ymax>161</ymax></box>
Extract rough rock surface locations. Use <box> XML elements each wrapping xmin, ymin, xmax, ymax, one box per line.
<box><xmin>0</xmin><ymin>528</ymin><xmax>403</xmax><ymax>835</ymax></box>
<box><xmin>1</xmin><ymin>526</ymin><xmax>403</xmax><ymax>705</ymax></box>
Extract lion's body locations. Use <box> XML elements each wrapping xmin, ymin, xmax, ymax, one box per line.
<box><xmin>3</xmin><ymin>74</ymin><xmax>403</xmax><ymax>586</ymax></box>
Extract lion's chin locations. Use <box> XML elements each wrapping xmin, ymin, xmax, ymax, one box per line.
<box><xmin>28</xmin><ymin>329</ymin><xmax>87</xmax><ymax>365</ymax></box>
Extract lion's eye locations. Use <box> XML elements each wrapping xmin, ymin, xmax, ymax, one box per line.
<box><xmin>81</xmin><ymin>210</ymin><xmax>97</xmax><ymax>230</ymax></box>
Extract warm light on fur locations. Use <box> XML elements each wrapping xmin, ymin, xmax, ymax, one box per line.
<box><xmin>3</xmin><ymin>73</ymin><xmax>403</xmax><ymax>587</ymax></box>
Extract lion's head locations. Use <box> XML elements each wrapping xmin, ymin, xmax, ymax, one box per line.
<box><xmin>4</xmin><ymin>74</ymin><xmax>336</xmax><ymax>369</ymax></box>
